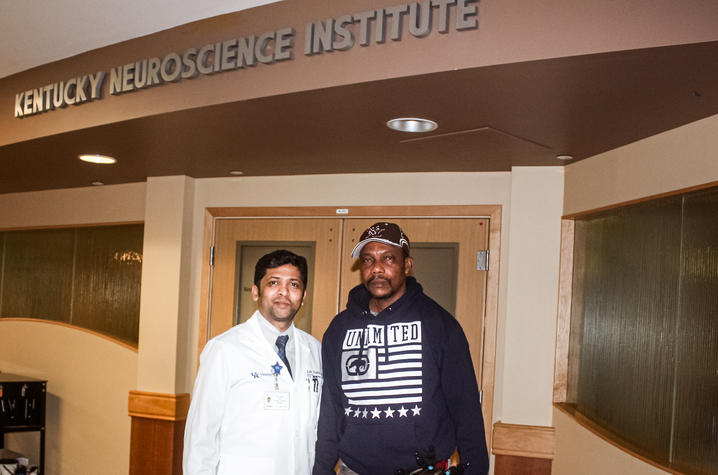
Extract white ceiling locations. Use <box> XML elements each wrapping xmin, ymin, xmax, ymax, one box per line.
<box><xmin>0</xmin><ymin>0</ymin><xmax>278</xmax><ymax>79</ymax></box>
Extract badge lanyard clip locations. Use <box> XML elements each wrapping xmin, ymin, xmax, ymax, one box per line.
<box><xmin>271</xmin><ymin>362</ymin><xmax>283</xmax><ymax>390</ymax></box>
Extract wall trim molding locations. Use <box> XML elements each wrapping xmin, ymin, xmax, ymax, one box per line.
<box><xmin>0</xmin><ymin>220</ymin><xmax>144</xmax><ymax>232</ymax></box>
<box><xmin>206</xmin><ymin>205</ymin><xmax>500</xmax><ymax>218</ymax></box>
<box><xmin>128</xmin><ymin>390</ymin><xmax>190</xmax><ymax>421</ymax></box>
<box><xmin>492</xmin><ymin>421</ymin><xmax>556</xmax><ymax>460</ymax></box>
<box><xmin>552</xmin><ymin>219</ymin><xmax>574</xmax><ymax>403</ymax></box>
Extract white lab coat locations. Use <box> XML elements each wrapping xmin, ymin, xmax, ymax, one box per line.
<box><xmin>183</xmin><ymin>311</ymin><xmax>322</xmax><ymax>475</ymax></box>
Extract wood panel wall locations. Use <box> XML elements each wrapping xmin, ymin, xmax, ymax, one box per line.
<box><xmin>492</xmin><ymin>422</ymin><xmax>555</xmax><ymax>475</ymax></box>
<box><xmin>128</xmin><ymin>391</ymin><xmax>190</xmax><ymax>475</ymax></box>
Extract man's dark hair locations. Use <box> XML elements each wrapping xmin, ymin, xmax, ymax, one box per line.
<box><xmin>254</xmin><ymin>249</ymin><xmax>308</xmax><ymax>288</ymax></box>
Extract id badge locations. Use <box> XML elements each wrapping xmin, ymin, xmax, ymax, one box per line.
<box><xmin>264</xmin><ymin>391</ymin><xmax>290</xmax><ymax>411</ymax></box>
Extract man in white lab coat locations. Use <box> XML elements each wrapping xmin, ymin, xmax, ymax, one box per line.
<box><xmin>184</xmin><ymin>250</ymin><xmax>322</xmax><ymax>475</ymax></box>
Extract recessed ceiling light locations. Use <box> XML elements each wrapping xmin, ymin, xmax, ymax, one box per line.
<box><xmin>91</xmin><ymin>181</ymin><xmax>104</xmax><ymax>186</ymax></box>
<box><xmin>79</xmin><ymin>154</ymin><xmax>117</xmax><ymax>164</ymax></box>
<box><xmin>386</xmin><ymin>117</ymin><xmax>438</xmax><ymax>133</ymax></box>
<box><xmin>556</xmin><ymin>154</ymin><xmax>574</xmax><ymax>161</ymax></box>
<box><xmin>229</xmin><ymin>170</ymin><xmax>244</xmax><ymax>176</ymax></box>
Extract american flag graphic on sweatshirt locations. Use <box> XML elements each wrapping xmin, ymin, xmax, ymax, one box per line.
<box><xmin>341</xmin><ymin>322</ymin><xmax>422</xmax><ymax>407</ymax></box>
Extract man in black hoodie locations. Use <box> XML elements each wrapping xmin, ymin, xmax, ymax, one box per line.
<box><xmin>313</xmin><ymin>222</ymin><xmax>489</xmax><ymax>475</ymax></box>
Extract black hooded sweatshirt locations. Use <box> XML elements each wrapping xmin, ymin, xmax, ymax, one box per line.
<box><xmin>313</xmin><ymin>277</ymin><xmax>489</xmax><ymax>475</ymax></box>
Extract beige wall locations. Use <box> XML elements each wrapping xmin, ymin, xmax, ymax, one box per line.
<box><xmin>0</xmin><ymin>320</ymin><xmax>137</xmax><ymax>475</ymax></box>
<box><xmin>557</xmin><ymin>114</ymin><xmax>718</xmax><ymax>473</ymax></box>
<box><xmin>0</xmin><ymin>182</ymin><xmax>144</xmax><ymax>474</ymax></box>
<box><xmin>552</xmin><ymin>408</ymin><xmax>671</xmax><ymax>475</ymax></box>
<box><xmin>0</xmin><ymin>182</ymin><xmax>146</xmax><ymax>227</ymax></box>
<box><xmin>564</xmin><ymin>113</ymin><xmax>718</xmax><ymax>214</ymax></box>
<box><xmin>136</xmin><ymin>176</ymin><xmax>195</xmax><ymax>393</ymax></box>
<box><xmin>498</xmin><ymin>167</ymin><xmax>563</xmax><ymax>426</ymax></box>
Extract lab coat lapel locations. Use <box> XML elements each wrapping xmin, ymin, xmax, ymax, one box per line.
<box><xmin>248</xmin><ymin>311</ymin><xmax>294</xmax><ymax>384</ymax></box>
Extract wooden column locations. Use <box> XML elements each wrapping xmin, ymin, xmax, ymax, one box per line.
<box><xmin>492</xmin><ymin>422</ymin><xmax>555</xmax><ymax>475</ymax></box>
<box><xmin>128</xmin><ymin>391</ymin><xmax>190</xmax><ymax>475</ymax></box>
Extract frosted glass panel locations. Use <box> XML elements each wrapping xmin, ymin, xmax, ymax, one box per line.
<box><xmin>72</xmin><ymin>225</ymin><xmax>143</xmax><ymax>344</ymax></box>
<box><xmin>569</xmin><ymin>188</ymin><xmax>718</xmax><ymax>473</ymax></box>
<box><xmin>570</xmin><ymin>197</ymin><xmax>682</xmax><ymax>459</ymax></box>
<box><xmin>0</xmin><ymin>225</ymin><xmax>143</xmax><ymax>345</ymax></box>
<box><xmin>1</xmin><ymin>228</ymin><xmax>75</xmax><ymax>322</ymax></box>
<box><xmin>672</xmin><ymin>188</ymin><xmax>718</xmax><ymax>472</ymax></box>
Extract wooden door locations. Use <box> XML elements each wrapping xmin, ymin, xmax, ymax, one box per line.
<box><xmin>209</xmin><ymin>218</ymin><xmax>342</xmax><ymax>340</ymax></box>
<box><xmin>208</xmin><ymin>216</ymin><xmax>489</xmax><ymax>384</ymax></box>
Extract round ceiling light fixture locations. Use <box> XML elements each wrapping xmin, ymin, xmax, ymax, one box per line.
<box><xmin>386</xmin><ymin>117</ymin><xmax>438</xmax><ymax>133</ymax></box>
<box><xmin>79</xmin><ymin>154</ymin><xmax>117</xmax><ymax>164</ymax></box>
<box><xmin>229</xmin><ymin>170</ymin><xmax>244</xmax><ymax>176</ymax></box>
<box><xmin>556</xmin><ymin>154</ymin><xmax>574</xmax><ymax>161</ymax></box>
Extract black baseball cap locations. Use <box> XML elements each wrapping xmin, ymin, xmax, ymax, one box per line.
<box><xmin>351</xmin><ymin>222</ymin><xmax>410</xmax><ymax>258</ymax></box>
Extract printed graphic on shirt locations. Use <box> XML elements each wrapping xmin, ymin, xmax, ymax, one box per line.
<box><xmin>341</xmin><ymin>322</ymin><xmax>422</xmax><ymax>412</ymax></box>
<box><xmin>342</xmin><ymin>347</ymin><xmax>378</xmax><ymax>380</ymax></box>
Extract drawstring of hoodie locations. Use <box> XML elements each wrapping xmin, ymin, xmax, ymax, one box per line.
<box><xmin>358</xmin><ymin>308</ymin><xmax>371</xmax><ymax>371</ymax></box>
<box><xmin>358</xmin><ymin>303</ymin><xmax>394</xmax><ymax>369</ymax></box>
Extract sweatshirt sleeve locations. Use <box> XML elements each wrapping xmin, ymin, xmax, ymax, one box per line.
<box><xmin>441</xmin><ymin>319</ymin><xmax>490</xmax><ymax>474</ymax></box>
<box><xmin>313</xmin><ymin>328</ymin><xmax>343</xmax><ymax>474</ymax></box>
<box><xmin>183</xmin><ymin>340</ymin><xmax>230</xmax><ymax>475</ymax></box>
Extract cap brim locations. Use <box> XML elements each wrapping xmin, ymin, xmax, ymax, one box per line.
<box><xmin>351</xmin><ymin>238</ymin><xmax>404</xmax><ymax>258</ymax></box>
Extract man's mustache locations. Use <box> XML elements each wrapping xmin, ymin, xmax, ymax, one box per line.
<box><xmin>367</xmin><ymin>276</ymin><xmax>389</xmax><ymax>284</ymax></box>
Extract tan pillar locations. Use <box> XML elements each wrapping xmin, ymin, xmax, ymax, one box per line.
<box><xmin>129</xmin><ymin>176</ymin><xmax>195</xmax><ymax>475</ymax></box>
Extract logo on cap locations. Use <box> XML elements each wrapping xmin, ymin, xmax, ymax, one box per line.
<box><xmin>351</xmin><ymin>222</ymin><xmax>410</xmax><ymax>258</ymax></box>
